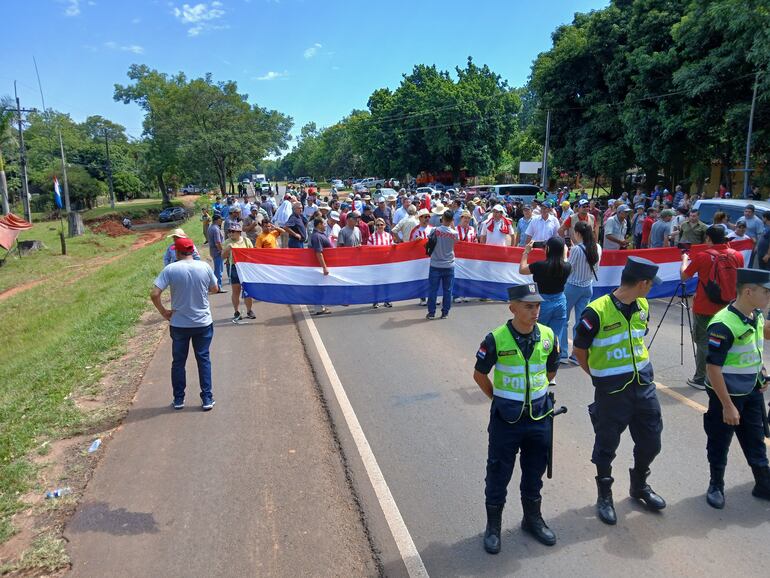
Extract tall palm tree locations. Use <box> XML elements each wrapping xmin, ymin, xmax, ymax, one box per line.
<box><xmin>0</xmin><ymin>96</ymin><xmax>15</xmax><ymax>214</ymax></box>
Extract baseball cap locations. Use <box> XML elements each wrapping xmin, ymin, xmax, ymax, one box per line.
<box><xmin>508</xmin><ymin>283</ymin><xmax>544</xmax><ymax>303</ymax></box>
<box><xmin>228</xmin><ymin>222</ymin><xmax>242</xmax><ymax>232</ymax></box>
<box><xmin>492</xmin><ymin>204</ymin><xmax>505</xmax><ymax>212</ymax></box>
<box><xmin>329</xmin><ymin>210</ymin><xmax>340</xmax><ymax>221</ymax></box>
<box><xmin>174</xmin><ymin>237</ymin><xmax>194</xmax><ymax>253</ymax></box>
<box><xmin>616</xmin><ymin>204</ymin><xmax>630</xmax><ymax>213</ymax></box>
<box><xmin>578</xmin><ymin>199</ymin><xmax>589</xmax><ymax>206</ymax></box>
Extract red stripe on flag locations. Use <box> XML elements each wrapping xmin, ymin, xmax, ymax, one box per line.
<box><xmin>233</xmin><ymin>240</ymin><xmax>428</xmax><ymax>267</ymax></box>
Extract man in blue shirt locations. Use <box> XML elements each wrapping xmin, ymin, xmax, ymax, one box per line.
<box><xmin>516</xmin><ymin>205</ymin><xmax>533</xmax><ymax>246</ymax></box>
<box><xmin>285</xmin><ymin>202</ymin><xmax>308</xmax><ymax>248</ymax></box>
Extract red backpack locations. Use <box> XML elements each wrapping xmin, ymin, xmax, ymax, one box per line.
<box><xmin>702</xmin><ymin>249</ymin><xmax>738</xmax><ymax>305</ymax></box>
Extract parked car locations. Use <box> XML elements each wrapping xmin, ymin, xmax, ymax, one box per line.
<box><xmin>416</xmin><ymin>186</ymin><xmax>440</xmax><ymax>197</ymax></box>
<box><xmin>296</xmin><ymin>176</ymin><xmax>313</xmax><ymax>184</ymax></box>
<box><xmin>359</xmin><ymin>177</ymin><xmax>386</xmax><ymax>188</ymax></box>
<box><xmin>374</xmin><ymin>187</ymin><xmax>398</xmax><ymax>200</ymax></box>
<box><xmin>330</xmin><ymin>179</ymin><xmax>345</xmax><ymax>189</ymax></box>
<box><xmin>158</xmin><ymin>207</ymin><xmax>187</xmax><ymax>223</ymax></box>
<box><xmin>260</xmin><ymin>182</ymin><xmax>271</xmax><ymax>193</ymax></box>
<box><xmin>353</xmin><ymin>183</ymin><xmax>370</xmax><ymax>194</ymax></box>
<box><xmin>692</xmin><ymin>198</ymin><xmax>770</xmax><ymax>224</ymax></box>
<box><xmin>181</xmin><ymin>184</ymin><xmax>202</xmax><ymax>193</ymax></box>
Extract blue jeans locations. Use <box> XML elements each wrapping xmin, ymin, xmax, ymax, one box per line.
<box><xmin>212</xmin><ymin>255</ymin><xmax>224</xmax><ymax>289</ymax></box>
<box><xmin>538</xmin><ymin>292</ymin><xmax>566</xmax><ymax>356</ymax></box>
<box><xmin>562</xmin><ymin>282</ymin><xmax>593</xmax><ymax>357</ymax></box>
<box><xmin>170</xmin><ymin>324</ymin><xmax>214</xmax><ymax>403</ymax></box>
<box><xmin>427</xmin><ymin>266</ymin><xmax>454</xmax><ymax>316</ymax></box>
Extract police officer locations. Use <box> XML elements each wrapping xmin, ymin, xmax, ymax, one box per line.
<box><xmin>474</xmin><ymin>283</ymin><xmax>560</xmax><ymax>554</ymax></box>
<box><xmin>573</xmin><ymin>256</ymin><xmax>666</xmax><ymax>525</ymax></box>
<box><xmin>703</xmin><ymin>268</ymin><xmax>770</xmax><ymax>508</ymax></box>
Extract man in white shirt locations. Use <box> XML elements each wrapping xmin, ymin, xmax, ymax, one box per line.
<box><xmin>480</xmin><ymin>204</ymin><xmax>512</xmax><ymax>246</ymax></box>
<box><xmin>603</xmin><ymin>204</ymin><xmax>630</xmax><ymax>250</ymax></box>
<box><xmin>524</xmin><ymin>201</ymin><xmax>560</xmax><ymax>244</ymax></box>
<box><xmin>303</xmin><ymin>197</ymin><xmax>319</xmax><ymax>220</ymax></box>
<box><xmin>326</xmin><ymin>211</ymin><xmax>341</xmax><ymax>247</ymax></box>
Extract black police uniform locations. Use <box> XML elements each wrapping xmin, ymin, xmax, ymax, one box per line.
<box><xmin>475</xmin><ymin>283</ymin><xmax>561</xmax><ymax>553</ymax></box>
<box><xmin>476</xmin><ymin>322</ymin><xmax>560</xmax><ymax>505</ymax></box>
<box><xmin>574</xmin><ymin>256</ymin><xmax>666</xmax><ymax>525</ymax></box>
<box><xmin>703</xmin><ymin>274</ymin><xmax>770</xmax><ymax>507</ymax></box>
<box><xmin>574</xmin><ymin>293</ymin><xmax>662</xmax><ymax>473</ymax></box>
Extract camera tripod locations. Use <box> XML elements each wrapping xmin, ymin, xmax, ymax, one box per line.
<box><xmin>647</xmin><ymin>281</ymin><xmax>696</xmax><ymax>366</ymax></box>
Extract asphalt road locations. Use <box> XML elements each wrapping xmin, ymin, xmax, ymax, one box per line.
<box><xmin>65</xmin><ymin>299</ymin><xmax>377</xmax><ymax>578</ymax></box>
<box><xmin>309</xmin><ymin>296</ymin><xmax>770</xmax><ymax>577</ymax></box>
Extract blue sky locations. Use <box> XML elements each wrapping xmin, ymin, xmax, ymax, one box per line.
<box><xmin>2</xmin><ymin>0</ymin><xmax>608</xmax><ymax>144</ymax></box>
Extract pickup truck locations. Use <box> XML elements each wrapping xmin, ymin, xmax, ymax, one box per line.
<box><xmin>358</xmin><ymin>177</ymin><xmax>386</xmax><ymax>188</ymax></box>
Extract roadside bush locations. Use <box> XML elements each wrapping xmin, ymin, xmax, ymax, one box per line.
<box><xmin>113</xmin><ymin>172</ymin><xmax>143</xmax><ymax>200</ymax></box>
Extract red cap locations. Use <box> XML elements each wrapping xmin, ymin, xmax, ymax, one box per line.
<box><xmin>174</xmin><ymin>237</ymin><xmax>195</xmax><ymax>253</ymax></box>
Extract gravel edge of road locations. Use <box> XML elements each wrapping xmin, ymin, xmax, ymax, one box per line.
<box><xmin>290</xmin><ymin>305</ymin><xmax>410</xmax><ymax>578</ymax></box>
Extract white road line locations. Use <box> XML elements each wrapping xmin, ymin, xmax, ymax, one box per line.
<box><xmin>300</xmin><ymin>306</ymin><xmax>429</xmax><ymax>578</ymax></box>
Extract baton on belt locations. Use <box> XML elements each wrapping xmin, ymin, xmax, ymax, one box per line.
<box><xmin>547</xmin><ymin>391</ymin><xmax>568</xmax><ymax>480</ymax></box>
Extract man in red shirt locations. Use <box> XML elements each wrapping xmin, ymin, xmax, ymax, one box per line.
<box><xmin>641</xmin><ymin>208</ymin><xmax>657</xmax><ymax>249</ymax></box>
<box><xmin>558</xmin><ymin>199</ymin><xmax>598</xmax><ymax>243</ymax></box>
<box><xmin>680</xmin><ymin>226</ymin><xmax>744</xmax><ymax>388</ymax></box>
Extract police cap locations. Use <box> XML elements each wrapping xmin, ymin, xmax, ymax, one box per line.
<box><xmin>737</xmin><ymin>268</ymin><xmax>770</xmax><ymax>289</ymax></box>
<box><xmin>623</xmin><ymin>256</ymin><xmax>661</xmax><ymax>285</ymax></box>
<box><xmin>507</xmin><ymin>283</ymin><xmax>544</xmax><ymax>303</ymax></box>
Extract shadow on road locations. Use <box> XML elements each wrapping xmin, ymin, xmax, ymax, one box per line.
<box><xmin>69</xmin><ymin>502</ymin><xmax>159</xmax><ymax>535</ymax></box>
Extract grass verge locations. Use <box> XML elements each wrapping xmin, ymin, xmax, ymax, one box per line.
<box><xmin>0</xmin><ymin>229</ymin><xmax>171</xmax><ymax>544</ymax></box>
<box><xmin>0</xmin><ymin>222</ymin><xmax>136</xmax><ymax>294</ymax></box>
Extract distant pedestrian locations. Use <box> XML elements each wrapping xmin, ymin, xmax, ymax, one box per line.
<box><xmin>200</xmin><ymin>208</ymin><xmax>211</xmax><ymax>243</ymax></box>
<box><xmin>151</xmin><ymin>236</ymin><xmax>219</xmax><ymax>411</ymax></box>
<box><xmin>222</xmin><ymin>222</ymin><xmax>255</xmax><ymax>322</ymax></box>
<box><xmin>426</xmin><ymin>210</ymin><xmax>458</xmax><ymax>320</ymax></box>
<box><xmin>208</xmin><ymin>215</ymin><xmax>226</xmax><ymax>293</ymax></box>
<box><xmin>310</xmin><ymin>217</ymin><xmax>333</xmax><ymax>315</ymax></box>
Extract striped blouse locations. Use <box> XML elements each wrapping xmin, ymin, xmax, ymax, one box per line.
<box><xmin>457</xmin><ymin>225</ymin><xmax>476</xmax><ymax>243</ymax></box>
<box><xmin>368</xmin><ymin>231</ymin><xmax>394</xmax><ymax>246</ymax></box>
<box><xmin>567</xmin><ymin>243</ymin><xmax>602</xmax><ymax>287</ymax></box>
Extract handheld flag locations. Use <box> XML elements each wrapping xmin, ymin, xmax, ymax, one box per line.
<box><xmin>53</xmin><ymin>176</ymin><xmax>63</xmax><ymax>209</ymax></box>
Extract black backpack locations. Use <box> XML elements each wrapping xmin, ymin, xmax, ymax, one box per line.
<box><xmin>425</xmin><ymin>230</ymin><xmax>438</xmax><ymax>256</ymax></box>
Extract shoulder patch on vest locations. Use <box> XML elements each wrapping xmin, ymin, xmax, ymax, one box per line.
<box><xmin>603</xmin><ymin>322</ymin><xmax>622</xmax><ymax>331</ymax></box>
<box><xmin>639</xmin><ymin>310</ymin><xmax>647</xmax><ymax>322</ymax></box>
<box><xmin>542</xmin><ymin>338</ymin><xmax>551</xmax><ymax>351</ymax></box>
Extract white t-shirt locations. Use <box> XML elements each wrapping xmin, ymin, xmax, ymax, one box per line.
<box><xmin>482</xmin><ymin>218</ymin><xmax>510</xmax><ymax>246</ymax></box>
<box><xmin>525</xmin><ymin>215</ymin><xmax>560</xmax><ymax>242</ymax></box>
<box><xmin>325</xmin><ymin>223</ymin><xmax>341</xmax><ymax>246</ymax></box>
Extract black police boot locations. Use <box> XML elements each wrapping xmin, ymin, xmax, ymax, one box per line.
<box><xmin>520</xmin><ymin>497</ymin><xmax>557</xmax><ymax>546</ymax></box>
<box><xmin>629</xmin><ymin>468</ymin><xmax>667</xmax><ymax>510</ymax></box>
<box><xmin>595</xmin><ymin>476</ymin><xmax>617</xmax><ymax>525</ymax></box>
<box><xmin>751</xmin><ymin>465</ymin><xmax>770</xmax><ymax>500</ymax></box>
<box><xmin>706</xmin><ymin>465</ymin><xmax>725</xmax><ymax>509</ymax></box>
<box><xmin>483</xmin><ymin>503</ymin><xmax>504</xmax><ymax>554</ymax></box>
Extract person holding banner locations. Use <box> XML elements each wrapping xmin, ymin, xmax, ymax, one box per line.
<box><xmin>573</xmin><ymin>257</ymin><xmax>667</xmax><ymax>526</ymax></box>
<box><xmin>703</xmin><ymin>268</ymin><xmax>770</xmax><ymax>508</ymax></box>
<box><xmin>474</xmin><ymin>283</ymin><xmax>561</xmax><ymax>554</ymax></box>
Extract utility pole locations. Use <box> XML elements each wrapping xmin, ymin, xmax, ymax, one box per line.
<box><xmin>58</xmin><ymin>130</ymin><xmax>71</xmax><ymax>213</ymax></box>
<box><xmin>742</xmin><ymin>71</ymin><xmax>761</xmax><ymax>199</ymax></box>
<box><xmin>541</xmin><ymin>109</ymin><xmax>551</xmax><ymax>191</ymax></box>
<box><xmin>14</xmin><ymin>82</ymin><xmax>32</xmax><ymax>223</ymax></box>
<box><xmin>104</xmin><ymin>129</ymin><xmax>115</xmax><ymax>208</ymax></box>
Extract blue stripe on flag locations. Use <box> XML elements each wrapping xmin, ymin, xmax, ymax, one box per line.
<box><xmin>241</xmin><ymin>279</ymin><xmax>429</xmax><ymax>305</ymax></box>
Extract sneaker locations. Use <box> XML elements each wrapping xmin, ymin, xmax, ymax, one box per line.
<box><xmin>216</xmin><ymin>288</ymin><xmax>228</xmax><ymax>294</ymax></box>
<box><xmin>687</xmin><ymin>377</ymin><xmax>706</xmax><ymax>390</ymax></box>
<box><xmin>172</xmin><ymin>399</ymin><xmax>184</xmax><ymax>410</ymax></box>
<box><xmin>559</xmin><ymin>357</ymin><xmax>570</xmax><ymax>364</ymax></box>
<box><xmin>384</xmin><ymin>302</ymin><xmax>393</xmax><ymax>308</ymax></box>
<box><xmin>372</xmin><ymin>303</ymin><xmax>380</xmax><ymax>309</ymax></box>
<box><xmin>246</xmin><ymin>310</ymin><xmax>256</xmax><ymax>319</ymax></box>
<box><xmin>202</xmin><ymin>399</ymin><xmax>216</xmax><ymax>411</ymax></box>
<box><xmin>440</xmin><ymin>313</ymin><xmax>449</xmax><ymax>319</ymax></box>
<box><xmin>568</xmin><ymin>355</ymin><xmax>579</xmax><ymax>365</ymax></box>
<box><xmin>232</xmin><ymin>311</ymin><xmax>242</xmax><ymax>323</ymax></box>
<box><xmin>426</xmin><ymin>313</ymin><xmax>435</xmax><ymax>320</ymax></box>
<box><xmin>419</xmin><ymin>299</ymin><xmax>427</xmax><ymax>306</ymax></box>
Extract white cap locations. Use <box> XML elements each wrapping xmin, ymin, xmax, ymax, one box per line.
<box><xmin>329</xmin><ymin>211</ymin><xmax>340</xmax><ymax>221</ymax></box>
<box><xmin>493</xmin><ymin>204</ymin><xmax>505</xmax><ymax>212</ymax></box>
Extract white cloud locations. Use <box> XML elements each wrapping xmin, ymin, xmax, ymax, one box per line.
<box><xmin>255</xmin><ymin>70</ymin><xmax>288</xmax><ymax>81</ymax></box>
<box><xmin>104</xmin><ymin>41</ymin><xmax>145</xmax><ymax>54</ymax></box>
<box><xmin>173</xmin><ymin>1</ymin><xmax>227</xmax><ymax>35</ymax></box>
<box><xmin>131</xmin><ymin>17</ymin><xmax>141</xmax><ymax>24</ymax></box>
<box><xmin>303</xmin><ymin>42</ymin><xmax>322</xmax><ymax>59</ymax></box>
<box><xmin>64</xmin><ymin>0</ymin><xmax>80</xmax><ymax>16</ymax></box>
